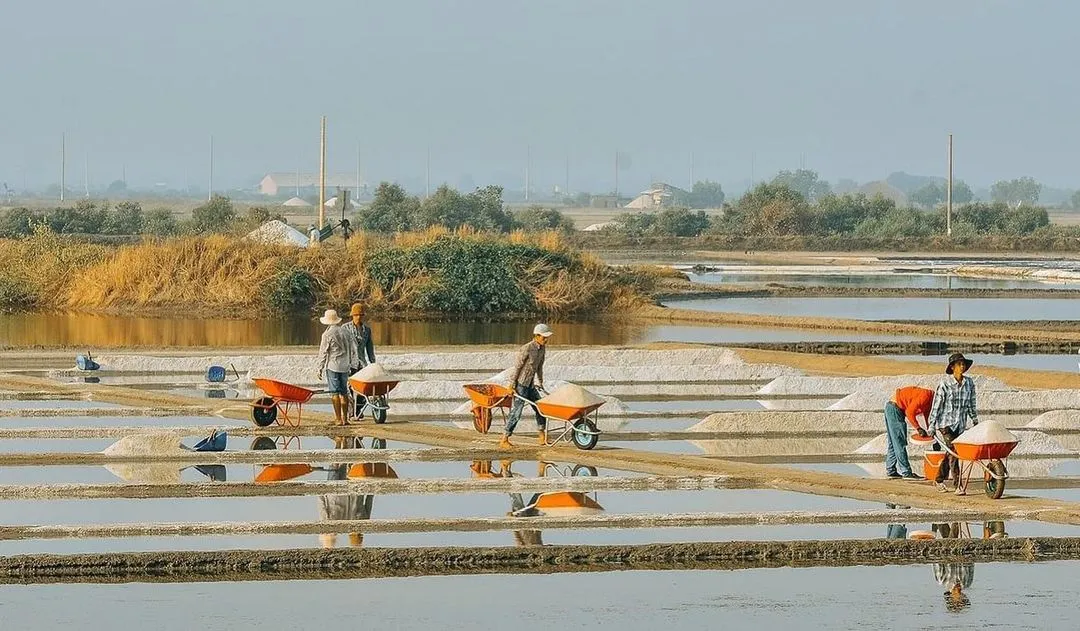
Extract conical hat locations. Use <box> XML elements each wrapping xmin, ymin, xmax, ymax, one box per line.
<box><xmin>352</xmin><ymin>363</ymin><xmax>397</xmax><ymax>383</ymax></box>
<box><xmin>955</xmin><ymin>420</ymin><xmax>1019</xmax><ymax>446</ymax></box>
<box><xmin>538</xmin><ymin>383</ymin><xmax>604</xmax><ymax>409</ymax></box>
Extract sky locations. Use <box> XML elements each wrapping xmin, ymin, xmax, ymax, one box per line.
<box><xmin>2</xmin><ymin>0</ymin><xmax>1079</xmax><ymax>195</ymax></box>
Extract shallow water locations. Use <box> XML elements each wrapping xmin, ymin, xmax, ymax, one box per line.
<box><xmin>688</xmin><ymin>271</ymin><xmax>1078</xmax><ymax>290</ymax></box>
<box><xmin>667</xmin><ymin>296</ymin><xmax>1080</xmax><ymax>322</ymax></box>
<box><xmin>3</xmin><ymin>562</ymin><xmax>1077</xmax><ymax>629</ymax></box>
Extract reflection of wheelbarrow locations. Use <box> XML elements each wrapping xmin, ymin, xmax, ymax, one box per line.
<box><xmin>347</xmin><ymin>376</ymin><xmax>398</xmax><ymax>424</ymax></box>
<box><xmin>511</xmin><ymin>491</ymin><xmax>605</xmax><ymax>516</ymax></box>
<box><xmin>250</xmin><ymin>378</ymin><xmax>324</xmax><ymax>427</ymax></box>
<box><xmin>250</xmin><ymin>435</ymin><xmax>324</xmax><ymax>483</ymax></box>
<box><xmin>462</xmin><ymin>384</ymin><xmax>604</xmax><ymax>450</ymax></box>
<box><xmin>931</xmin><ymin>430</ymin><xmax>1018</xmax><ymax>499</ymax></box>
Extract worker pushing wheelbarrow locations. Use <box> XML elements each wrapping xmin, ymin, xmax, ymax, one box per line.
<box><xmin>463</xmin><ymin>382</ymin><xmax>605</xmax><ymax>450</ymax></box>
<box><xmin>927</xmin><ymin>420</ymin><xmax>1018</xmax><ymax>499</ymax></box>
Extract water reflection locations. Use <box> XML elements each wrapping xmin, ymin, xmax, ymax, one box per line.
<box><xmin>0</xmin><ymin>312</ymin><xmax>643</xmax><ymax>347</ymax></box>
<box><xmin>319</xmin><ymin>436</ymin><xmax>387</xmax><ymax>549</ymax></box>
<box><xmin>885</xmin><ymin>505</ymin><xmax>1008</xmax><ymax>613</ymax></box>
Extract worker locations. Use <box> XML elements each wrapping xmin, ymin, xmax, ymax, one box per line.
<box><xmin>884</xmin><ymin>386</ymin><xmax>932</xmax><ymax>480</ymax></box>
<box><xmin>500</xmin><ymin>323</ymin><xmax>553</xmax><ymax>449</ymax></box>
<box><xmin>342</xmin><ymin>302</ymin><xmax>376</xmax><ymax>421</ymax></box>
<box><xmin>932</xmin><ymin>523</ymin><xmax>974</xmax><ymax>612</ymax></box>
<box><xmin>316</xmin><ymin>309</ymin><xmax>357</xmax><ymax>426</ymax></box>
<box><xmin>927</xmin><ymin>353</ymin><xmax>979</xmax><ymax>495</ymax></box>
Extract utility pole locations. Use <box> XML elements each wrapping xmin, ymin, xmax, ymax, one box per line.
<box><xmin>946</xmin><ymin>133</ymin><xmax>954</xmax><ymax>237</ymax></box>
<box><xmin>318</xmin><ymin>116</ymin><xmax>327</xmax><ymax>229</ymax></box>
<box><xmin>614</xmin><ymin>151</ymin><xmax>619</xmax><ymax>206</ymax></box>
<box><xmin>60</xmin><ymin>133</ymin><xmax>66</xmax><ymax>202</ymax></box>
<box><xmin>208</xmin><ymin>135</ymin><xmax>214</xmax><ymax>201</ymax></box>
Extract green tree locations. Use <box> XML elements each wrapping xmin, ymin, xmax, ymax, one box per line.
<box><xmin>910</xmin><ymin>183</ymin><xmax>945</xmax><ymax>208</ymax></box>
<box><xmin>1001</xmin><ymin>206</ymin><xmax>1050</xmax><ymax>235</ymax></box>
<box><xmin>102</xmin><ymin>201</ymin><xmax>144</xmax><ymax>235</ymax></box>
<box><xmin>686</xmin><ymin>180</ymin><xmax>725</xmax><ymax>208</ymax></box>
<box><xmin>813</xmin><ymin>193</ymin><xmax>895</xmax><ymax>234</ymax></box>
<box><xmin>655</xmin><ymin>207</ymin><xmax>710</xmax><ymax>236</ymax></box>
<box><xmin>142</xmin><ymin>208</ymin><xmax>179</xmax><ymax>236</ymax></box>
<box><xmin>514</xmin><ymin>206</ymin><xmax>576</xmax><ymax>232</ymax></box>
<box><xmin>190</xmin><ymin>195</ymin><xmax>237</xmax><ymax>233</ymax></box>
<box><xmin>727</xmin><ymin>183</ymin><xmax>811</xmax><ymax>235</ymax></box>
<box><xmin>952</xmin><ymin>180</ymin><xmax>974</xmax><ymax>204</ymax></box>
<box><xmin>48</xmin><ymin>200</ymin><xmax>107</xmax><ymax>234</ymax></box>
<box><xmin>771</xmin><ymin>169</ymin><xmax>832</xmax><ymax>202</ymax></box>
<box><xmin>0</xmin><ymin>207</ymin><xmax>38</xmax><ymax>237</ymax></box>
<box><xmin>614</xmin><ymin>212</ymin><xmax>657</xmax><ymax>236</ymax></box>
<box><xmin>955</xmin><ymin>202</ymin><xmax>1007</xmax><ymax>233</ymax></box>
<box><xmin>990</xmin><ymin>177</ymin><xmax>1042</xmax><ymax>206</ymax></box>
<box><xmin>853</xmin><ymin>207</ymin><xmax>934</xmax><ymax>239</ymax></box>
<box><xmin>355</xmin><ymin>182</ymin><xmax>421</xmax><ymax>233</ymax></box>
<box><xmin>105</xmin><ymin>179</ymin><xmax>128</xmax><ymax>196</ymax></box>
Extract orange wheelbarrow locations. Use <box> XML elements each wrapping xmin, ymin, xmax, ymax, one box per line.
<box><xmin>463</xmin><ymin>383</ymin><xmax>514</xmax><ymax>434</ymax></box>
<box><xmin>250</xmin><ymin>378</ymin><xmax>322</xmax><ymax>427</ymax></box>
<box><xmin>932</xmin><ymin>432</ymin><xmax>1018</xmax><ymax>499</ymax></box>
<box><xmin>347</xmin><ymin>376</ymin><xmax>398</xmax><ymax>424</ymax></box>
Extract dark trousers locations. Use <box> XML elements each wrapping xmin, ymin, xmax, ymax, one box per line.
<box><xmin>935</xmin><ymin>427</ymin><xmax>960</xmax><ymax>485</ymax></box>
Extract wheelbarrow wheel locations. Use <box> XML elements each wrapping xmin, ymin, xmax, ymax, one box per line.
<box><xmin>250</xmin><ymin>436</ymin><xmax>277</xmax><ymax>450</ymax></box>
<box><xmin>984</xmin><ymin>459</ymin><xmax>1007</xmax><ymax>499</ymax></box>
<box><xmin>572</xmin><ymin>464</ymin><xmax>598</xmax><ymax>477</ymax></box>
<box><xmin>371</xmin><ymin>395</ymin><xmax>388</xmax><ymax>424</ymax></box>
<box><xmin>472</xmin><ymin>406</ymin><xmax>492</xmax><ymax>434</ymax></box>
<box><xmin>251</xmin><ymin>397</ymin><xmax>278</xmax><ymax>427</ymax></box>
<box><xmin>572</xmin><ymin>419</ymin><xmax>599</xmax><ymax>450</ymax></box>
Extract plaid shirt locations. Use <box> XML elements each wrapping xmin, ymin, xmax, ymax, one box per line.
<box><xmin>927</xmin><ymin>375</ymin><xmax>978</xmax><ymax>434</ymax></box>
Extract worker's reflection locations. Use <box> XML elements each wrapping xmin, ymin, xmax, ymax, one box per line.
<box><xmin>472</xmin><ymin>460</ymin><xmax>544</xmax><ymax>546</ymax></box>
<box><xmin>319</xmin><ymin>436</ymin><xmax>385</xmax><ymax>548</ymax></box>
<box><xmin>932</xmin><ymin>522</ymin><xmax>975</xmax><ymax>612</ymax></box>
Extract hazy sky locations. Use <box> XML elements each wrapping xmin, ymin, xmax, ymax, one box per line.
<box><xmin>3</xmin><ymin>0</ymin><xmax>1078</xmax><ymax>194</ymax></box>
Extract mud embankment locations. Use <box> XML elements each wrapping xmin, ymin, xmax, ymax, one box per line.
<box><xmin>4</xmin><ymin>538</ymin><xmax>1080</xmax><ymax>584</ymax></box>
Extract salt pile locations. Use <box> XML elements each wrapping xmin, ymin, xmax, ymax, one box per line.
<box><xmin>690</xmin><ymin>411</ymin><xmax>883</xmax><ymax>434</ymax></box>
<box><xmin>854</xmin><ymin>429</ymin><xmax>1072</xmax><ymax>456</ymax></box>
<box><xmin>539</xmin><ymin>383</ymin><xmax>605</xmax><ymax>409</ymax></box>
<box><xmin>351</xmin><ymin>363</ymin><xmax>397</xmax><ymax>383</ymax></box>
<box><xmin>831</xmin><ymin>389</ymin><xmax>1080</xmax><ymax>412</ymax></box>
<box><xmin>102</xmin><ymin>432</ymin><xmax>186</xmax><ymax>456</ymax></box>
<box><xmin>1026</xmin><ymin>410</ymin><xmax>1079</xmax><ymax>430</ymax></box>
<box><xmin>955</xmin><ymin>420</ymin><xmax>1018</xmax><ymax>446</ymax></box>
<box><xmin>244</xmin><ymin>220</ymin><xmax>310</xmax><ymax>247</ymax></box>
<box><xmin>759</xmin><ymin>374</ymin><xmax>1012</xmax><ymax>398</ymax></box>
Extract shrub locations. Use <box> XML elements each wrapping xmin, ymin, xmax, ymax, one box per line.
<box><xmin>102</xmin><ymin>201</ymin><xmax>144</xmax><ymax>235</ymax></box>
<box><xmin>514</xmin><ymin>206</ymin><xmax>576</xmax><ymax>232</ymax></box>
<box><xmin>0</xmin><ymin>207</ymin><xmax>37</xmax><ymax>237</ymax></box>
<box><xmin>48</xmin><ymin>200</ymin><xmax>107</xmax><ymax>234</ymax></box>
<box><xmin>263</xmin><ymin>266</ymin><xmax>318</xmax><ymax>312</ymax></box>
<box><xmin>191</xmin><ymin>195</ymin><xmax>237</xmax><ymax>233</ymax></box>
<box><xmin>143</xmin><ymin>208</ymin><xmax>180</xmax><ymax>236</ymax></box>
<box><xmin>0</xmin><ymin>274</ymin><xmax>36</xmax><ymax>312</ymax></box>
<box><xmin>655</xmin><ymin>207</ymin><xmax>709</xmax><ymax>237</ymax></box>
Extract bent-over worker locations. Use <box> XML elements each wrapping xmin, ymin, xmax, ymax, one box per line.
<box><xmin>500</xmin><ymin>324</ymin><xmax>553</xmax><ymax>449</ymax></box>
<box><xmin>884</xmin><ymin>386</ymin><xmax>932</xmax><ymax>480</ymax></box>
<box><xmin>927</xmin><ymin>353</ymin><xmax>979</xmax><ymax>495</ymax></box>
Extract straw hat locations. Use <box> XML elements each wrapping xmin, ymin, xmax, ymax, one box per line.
<box><xmin>320</xmin><ymin>309</ymin><xmax>342</xmax><ymax>325</ymax></box>
<box><xmin>945</xmin><ymin>352</ymin><xmax>973</xmax><ymax>374</ymax></box>
<box><xmin>350</xmin><ymin>303</ymin><xmax>365</xmax><ymax>316</ymax></box>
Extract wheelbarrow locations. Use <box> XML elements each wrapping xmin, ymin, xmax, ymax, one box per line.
<box><xmin>462</xmin><ymin>383</ymin><xmax>604</xmax><ymax>450</ymax></box>
<box><xmin>347</xmin><ymin>376</ymin><xmax>398</xmax><ymax>424</ymax></box>
<box><xmin>250</xmin><ymin>378</ymin><xmax>323</xmax><ymax>427</ymax></box>
<box><xmin>930</xmin><ymin>431</ymin><xmax>1018</xmax><ymax>499</ymax></box>
<box><xmin>463</xmin><ymin>383</ymin><xmax>514</xmax><ymax>434</ymax></box>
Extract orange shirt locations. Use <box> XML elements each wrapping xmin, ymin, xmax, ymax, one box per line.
<box><xmin>892</xmin><ymin>386</ymin><xmax>934</xmax><ymax>430</ymax></box>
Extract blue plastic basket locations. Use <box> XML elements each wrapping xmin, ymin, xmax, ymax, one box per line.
<box><xmin>75</xmin><ymin>354</ymin><xmax>100</xmax><ymax>371</ymax></box>
<box><xmin>206</xmin><ymin>365</ymin><xmax>227</xmax><ymax>383</ymax></box>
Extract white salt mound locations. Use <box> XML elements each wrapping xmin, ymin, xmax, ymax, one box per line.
<box><xmin>1026</xmin><ymin>410</ymin><xmax>1079</xmax><ymax>430</ymax></box>
<box><xmin>351</xmin><ymin>363</ymin><xmax>397</xmax><ymax>383</ymax></box>
<box><xmin>539</xmin><ymin>383</ymin><xmax>605</xmax><ymax>409</ymax></box>
<box><xmin>954</xmin><ymin>420</ymin><xmax>1018</xmax><ymax>446</ymax></box>
<box><xmin>104</xmin><ymin>463</ymin><xmax>183</xmax><ymax>485</ymax></box>
<box><xmin>763</xmin><ymin>374</ymin><xmax>1012</xmax><ymax>398</ymax></box>
<box><xmin>102</xmin><ymin>433</ymin><xmax>186</xmax><ymax>456</ymax></box>
<box><xmin>244</xmin><ymin>220</ymin><xmax>310</xmax><ymax>247</ymax></box>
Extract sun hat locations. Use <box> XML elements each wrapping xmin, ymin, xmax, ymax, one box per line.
<box><xmin>945</xmin><ymin>352</ymin><xmax>973</xmax><ymax>374</ymax></box>
<box><xmin>320</xmin><ymin>309</ymin><xmax>342</xmax><ymax>325</ymax></box>
<box><xmin>533</xmin><ymin>323</ymin><xmax>554</xmax><ymax>337</ymax></box>
<box><xmin>350</xmin><ymin>303</ymin><xmax>364</xmax><ymax>316</ymax></box>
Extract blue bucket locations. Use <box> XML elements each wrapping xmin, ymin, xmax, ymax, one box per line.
<box><xmin>206</xmin><ymin>365</ymin><xmax>227</xmax><ymax>383</ymax></box>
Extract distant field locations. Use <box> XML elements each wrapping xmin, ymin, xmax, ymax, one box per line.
<box><xmin>1050</xmin><ymin>211</ymin><xmax>1080</xmax><ymax>226</ymax></box>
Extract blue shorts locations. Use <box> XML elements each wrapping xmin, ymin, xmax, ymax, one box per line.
<box><xmin>325</xmin><ymin>370</ymin><xmax>349</xmax><ymax>395</ymax></box>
